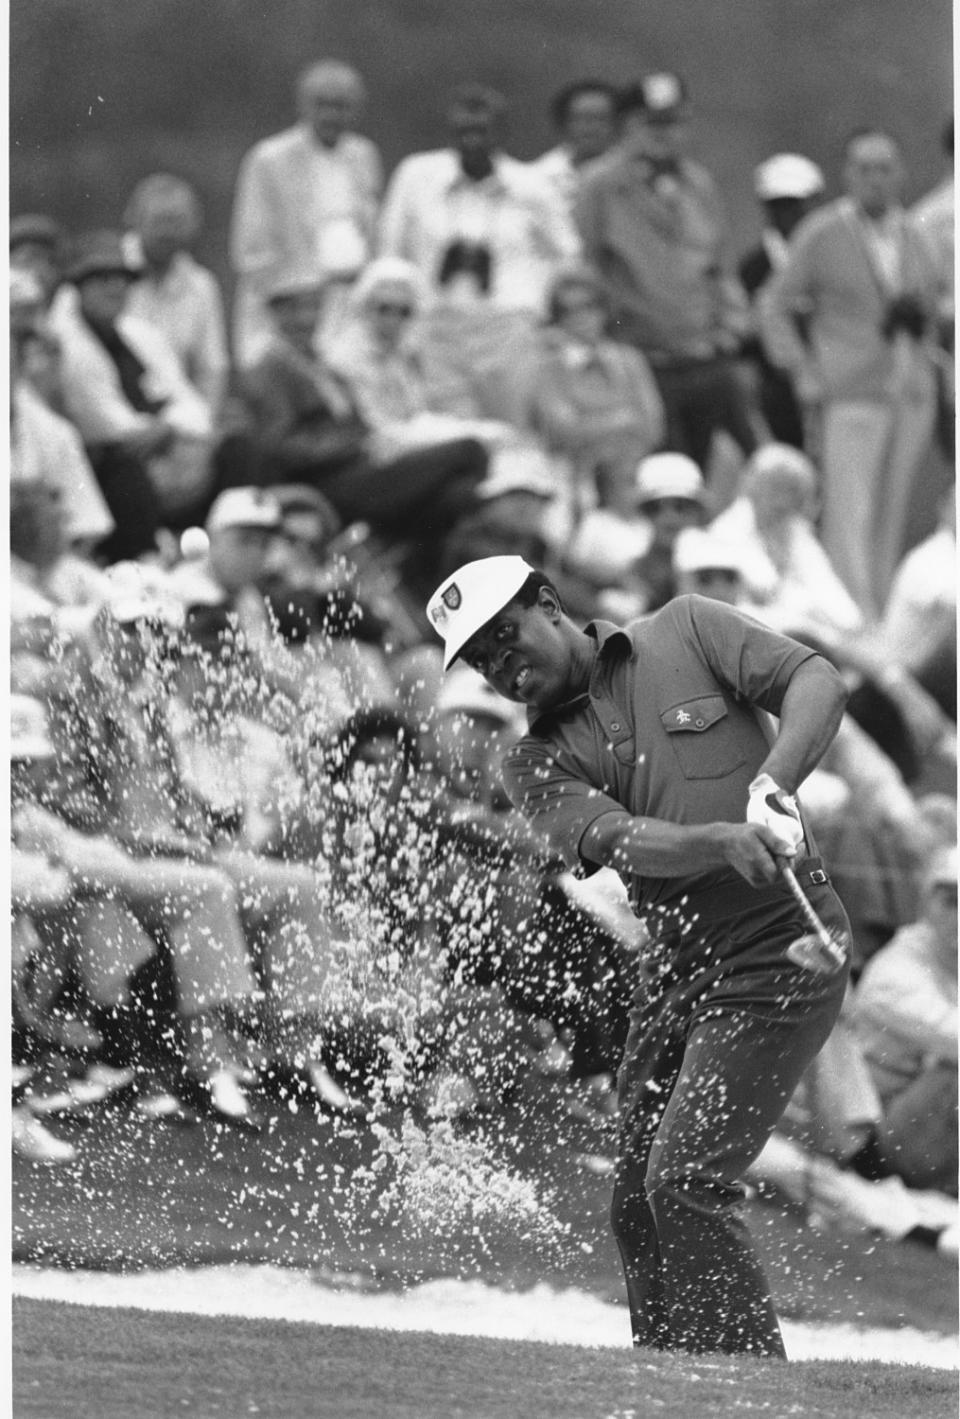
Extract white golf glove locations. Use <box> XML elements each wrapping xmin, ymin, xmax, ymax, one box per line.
<box><xmin>747</xmin><ymin>773</ymin><xmax>804</xmax><ymax>856</ymax></box>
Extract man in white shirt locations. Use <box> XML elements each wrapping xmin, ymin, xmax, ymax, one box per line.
<box><xmin>761</xmin><ymin>130</ymin><xmax>942</xmax><ymax>616</ymax></box>
<box><xmin>230</xmin><ymin>60</ymin><xmax>383</xmax><ymax>369</ymax></box>
<box><xmin>379</xmin><ymin>82</ymin><xmax>579</xmax><ymax>316</ymax></box>
<box><xmin>123</xmin><ymin>174</ymin><xmax>229</xmax><ymax>421</ymax></box>
<box><xmin>527</xmin><ymin>80</ymin><xmax>618</xmax><ymax>219</ymax></box>
<box><xmin>379</xmin><ymin>83</ymin><xmax>579</xmax><ymax>423</ymax></box>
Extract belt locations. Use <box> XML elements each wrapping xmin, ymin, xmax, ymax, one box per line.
<box><xmin>646</xmin><ymin>857</ymin><xmax>830</xmax><ymax>928</ymax></box>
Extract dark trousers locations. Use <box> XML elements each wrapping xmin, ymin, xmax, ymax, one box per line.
<box><xmin>611</xmin><ymin>868</ymin><xmax>850</xmax><ymax>1355</ymax></box>
<box><xmin>87</xmin><ymin>443</ymin><xmax>164</xmax><ymax>562</ymax></box>
<box><xmin>653</xmin><ymin>356</ymin><xmax>760</xmax><ymax>471</ymax></box>
<box><xmin>316</xmin><ymin>436</ymin><xmax>488</xmax><ymax>540</ymax></box>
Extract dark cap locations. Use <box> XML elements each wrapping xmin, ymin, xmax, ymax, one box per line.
<box><xmin>65</xmin><ymin>230</ymin><xmax>143</xmax><ymax>285</ymax></box>
<box><xmin>10</xmin><ymin>213</ymin><xmax>65</xmax><ymax>255</ymax></box>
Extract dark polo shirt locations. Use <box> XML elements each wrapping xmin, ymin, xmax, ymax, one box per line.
<box><xmin>502</xmin><ymin>594</ymin><xmax>817</xmax><ymax>915</ymax></box>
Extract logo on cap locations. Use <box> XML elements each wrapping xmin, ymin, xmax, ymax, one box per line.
<box><xmin>442</xmin><ymin>583</ymin><xmax>462</xmax><ymax>611</ymax></box>
<box><xmin>429</xmin><ymin>603</ymin><xmax>448</xmax><ymax>627</ymax></box>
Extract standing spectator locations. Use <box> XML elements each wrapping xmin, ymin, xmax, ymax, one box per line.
<box><xmin>852</xmin><ymin>846</ymin><xmax>958</xmax><ymax>1195</ymax></box>
<box><xmin>123</xmin><ymin>174</ymin><xmax>230</xmax><ymax>422</ymax></box>
<box><xmin>528</xmin><ymin>265</ymin><xmax>665</xmax><ymax>520</ymax></box>
<box><xmin>230</xmin><ymin>60</ymin><xmax>382</xmax><ymax>369</ymax></box>
<box><xmin>575</xmin><ymin>72</ymin><xmax>758</xmax><ymax>472</ymax></box>
<box><xmin>527</xmin><ymin>80</ymin><xmax>618</xmax><ymax>217</ymax></box>
<box><xmin>47</xmin><ymin>231</ymin><xmax>216</xmax><ymax>553</ymax></box>
<box><xmin>760</xmin><ymin>129</ymin><xmax>941</xmax><ymax>617</ymax></box>
<box><xmin>738</xmin><ymin>153</ymin><xmax>825</xmax><ymax>448</ymax></box>
<box><xmin>911</xmin><ymin>116</ymin><xmax>955</xmax><ymax>458</ymax></box>
<box><xmin>379</xmin><ymin>83</ymin><xmax>579</xmax><ymax>424</ymax></box>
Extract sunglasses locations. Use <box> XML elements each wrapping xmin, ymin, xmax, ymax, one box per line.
<box><xmin>373</xmin><ymin>301</ymin><xmax>414</xmax><ymax>318</ymax></box>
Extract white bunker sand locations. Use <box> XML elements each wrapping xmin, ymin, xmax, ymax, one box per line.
<box><xmin>12</xmin><ymin>1264</ymin><xmax>958</xmax><ymax>1369</ymax></box>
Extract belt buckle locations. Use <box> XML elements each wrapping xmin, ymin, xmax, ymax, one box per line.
<box><xmin>808</xmin><ymin>869</ymin><xmax>827</xmax><ymax>885</ymax></box>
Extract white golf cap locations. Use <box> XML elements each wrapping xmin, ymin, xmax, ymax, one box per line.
<box><xmin>205</xmin><ymin>487</ymin><xmax>282</xmax><ymax>534</ymax></box>
<box><xmin>635</xmin><ymin>453</ymin><xmax>706</xmax><ymax>507</ymax></box>
<box><xmin>10</xmin><ymin>694</ymin><xmax>54</xmax><ymax>761</ymax></box>
<box><xmin>754</xmin><ymin>153</ymin><xmax>824</xmax><ymax>202</ymax></box>
<box><xmin>672</xmin><ymin>526</ymin><xmax>743</xmax><ymax>576</ymax></box>
<box><xmin>427</xmin><ymin>556</ymin><xmax>534</xmax><ymax>670</ymax></box>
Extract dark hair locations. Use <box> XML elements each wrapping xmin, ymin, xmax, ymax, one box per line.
<box><xmin>325</xmin><ymin>707</ymin><xmax>422</xmax><ymax>781</ymax></box>
<box><xmin>549</xmin><ymin>79</ymin><xmax>617</xmax><ymax>129</ymax></box>
<box><xmin>514</xmin><ymin>569</ymin><xmax>564</xmax><ymax>613</ymax></box>
<box><xmin>447</xmin><ymin>82</ymin><xmax>507</xmax><ymax>122</ymax></box>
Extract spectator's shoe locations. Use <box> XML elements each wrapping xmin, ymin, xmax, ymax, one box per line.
<box><xmin>12</xmin><ymin>1105</ymin><xmax>77</xmax><ymax>1164</ymax></box>
<box><xmin>203</xmin><ymin>1069</ymin><xmax>262</xmax><ymax>1132</ymax></box>
<box><xmin>301</xmin><ymin>1061</ymin><xmax>367</xmax><ymax>1118</ymax></box>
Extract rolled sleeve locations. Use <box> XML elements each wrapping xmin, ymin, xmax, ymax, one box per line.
<box><xmin>502</xmin><ymin>738</ymin><xmax>625</xmax><ymax>874</ymax></box>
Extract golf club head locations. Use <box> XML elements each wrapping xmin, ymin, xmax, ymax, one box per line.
<box><xmin>786</xmin><ymin>931</ymin><xmax>847</xmax><ymax>976</ymax></box>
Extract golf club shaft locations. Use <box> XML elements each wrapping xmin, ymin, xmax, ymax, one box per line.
<box><xmin>781</xmin><ymin>863</ymin><xmax>834</xmax><ymax>948</ymax></box>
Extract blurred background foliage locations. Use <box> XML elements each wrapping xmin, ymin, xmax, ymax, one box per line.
<box><xmin>10</xmin><ymin>0</ymin><xmax>953</xmax><ymax>293</ymax></box>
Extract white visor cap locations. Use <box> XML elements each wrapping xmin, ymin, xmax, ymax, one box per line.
<box><xmin>427</xmin><ymin>555</ymin><xmax>535</xmax><ymax>670</ymax></box>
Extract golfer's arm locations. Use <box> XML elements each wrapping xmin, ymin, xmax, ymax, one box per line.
<box><xmin>755</xmin><ymin>657</ymin><xmax>848</xmax><ymax>796</ymax></box>
<box><xmin>582</xmin><ymin>812</ymin><xmax>741</xmax><ymax>878</ymax></box>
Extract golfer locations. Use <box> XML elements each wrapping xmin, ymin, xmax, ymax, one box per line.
<box><xmin>426</xmin><ymin>555</ymin><xmax>852</xmax><ymax>1357</ymax></box>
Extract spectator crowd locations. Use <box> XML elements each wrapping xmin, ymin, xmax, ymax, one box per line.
<box><xmin>9</xmin><ymin>59</ymin><xmax>957</xmax><ymax>1255</ymax></box>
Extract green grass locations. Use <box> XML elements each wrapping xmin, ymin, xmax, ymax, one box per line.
<box><xmin>12</xmin><ymin>1074</ymin><xmax>959</xmax><ymax>1336</ymax></box>
<box><xmin>12</xmin><ymin>1297</ymin><xmax>959</xmax><ymax>1419</ymax></box>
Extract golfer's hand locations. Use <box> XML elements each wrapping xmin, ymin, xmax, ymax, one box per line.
<box><xmin>746</xmin><ymin>773</ymin><xmax>804</xmax><ymax>857</ymax></box>
<box><xmin>721</xmin><ymin>823</ymin><xmax>790</xmax><ymax>886</ymax></box>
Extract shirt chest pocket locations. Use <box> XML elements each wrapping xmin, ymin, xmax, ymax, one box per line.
<box><xmin>661</xmin><ymin>695</ymin><xmax>746</xmax><ymax>780</ymax></box>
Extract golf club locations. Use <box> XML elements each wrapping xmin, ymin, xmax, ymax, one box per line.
<box><xmin>782</xmin><ymin>863</ymin><xmax>849</xmax><ymax>974</ymax></box>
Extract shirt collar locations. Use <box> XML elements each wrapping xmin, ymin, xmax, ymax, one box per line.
<box><xmin>525</xmin><ymin>620</ymin><xmax>632</xmax><ymax>729</ymax></box>
<box><xmin>444</xmin><ymin>151</ymin><xmax>510</xmax><ymax>195</ymax></box>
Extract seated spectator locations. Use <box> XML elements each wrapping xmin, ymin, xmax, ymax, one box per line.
<box><xmin>878</xmin><ymin>483</ymin><xmax>956</xmax><ymax>720</ymax></box>
<box><xmin>440</xmin><ymin>445</ymin><xmax>557</xmax><ymax>576</ymax></box>
<box><xmin>851</xmin><ymin>846</ymin><xmax>958</xmax><ymax>1195</ymax></box>
<box><xmin>628</xmin><ymin>452</ymin><xmax>710</xmax><ymax>612</ymax></box>
<box><xmin>52</xmin><ymin>577</ymin><xmax>363</xmax><ymax>1118</ymax></box>
<box><xmin>325</xmin><ymin>256</ymin><xmax>512</xmax><ymax>452</ymax></box>
<box><xmin>47</xmin><ymin>230</ymin><xmax>216</xmax><ymax>553</ymax></box>
<box><xmin>737</xmin><ymin>153</ymin><xmax>825</xmax><ymax>448</ymax></box>
<box><xmin>710</xmin><ymin>442</ymin><xmax>864</xmax><ymax>637</ymax></box>
<box><xmin>10</xmin><ymin>480</ymin><xmax>112</xmax><ymax>642</ymax></box>
<box><xmin>123</xmin><ymin>173</ymin><xmax>230</xmax><ymax>422</ymax></box>
<box><xmin>10</xmin><ymin>213</ymin><xmax>66</xmax><ymax>307</ymax></box>
<box><xmin>11</xmin><ymin>285</ymin><xmax>115</xmax><ymax>553</ymax></box>
<box><xmin>379</xmin><ymin>82</ymin><xmax>580</xmax><ymax>425</ymax></box>
<box><xmin>238</xmin><ymin>272</ymin><xmax>488</xmax><ymax>594</ymax></box>
<box><xmin>11</xmin><ymin>694</ymin><xmax>85</xmax><ymax>1165</ymax></box>
<box><xmin>27</xmin><ymin>587</ymin><xmax>268</xmax><ymax>1127</ymax></box>
<box><xmin>527</xmin><ymin>80</ymin><xmax>618</xmax><ymax>218</ymax></box>
<box><xmin>528</xmin><ymin>265</ymin><xmax>665</xmax><ymax>520</ymax></box>
<box><xmin>671</xmin><ymin>525</ymin><xmax>746</xmax><ymax>606</ymax></box>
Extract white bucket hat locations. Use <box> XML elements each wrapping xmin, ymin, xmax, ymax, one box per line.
<box><xmin>426</xmin><ymin>556</ymin><xmax>534</xmax><ymax>670</ymax></box>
